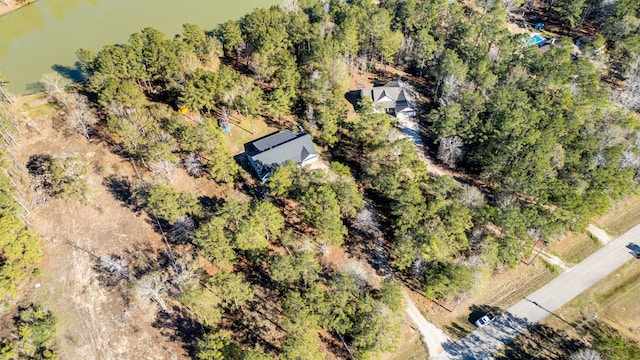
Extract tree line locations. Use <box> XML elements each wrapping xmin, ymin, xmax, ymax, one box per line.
<box><xmin>43</xmin><ymin>0</ymin><xmax>640</xmax><ymax>357</ymax></box>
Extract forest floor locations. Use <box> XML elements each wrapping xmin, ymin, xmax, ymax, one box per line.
<box><xmin>2</xmin><ymin>94</ymin><xmax>231</xmax><ymax>359</ymax></box>
<box><xmin>5</xmin><ymin>92</ymin><xmax>408</xmax><ymax>359</ymax></box>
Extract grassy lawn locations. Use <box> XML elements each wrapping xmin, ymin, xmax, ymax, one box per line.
<box><xmin>547</xmin><ymin>232</ymin><xmax>601</xmax><ymax>265</ymax></box>
<box><xmin>594</xmin><ymin>195</ymin><xmax>640</xmax><ymax>237</ymax></box>
<box><xmin>543</xmin><ymin>259</ymin><xmax>640</xmax><ymax>341</ymax></box>
<box><xmin>226</xmin><ymin>113</ymin><xmax>279</xmax><ymax>155</ymax></box>
<box><xmin>413</xmin><ymin>259</ymin><xmax>558</xmax><ymax>340</ymax></box>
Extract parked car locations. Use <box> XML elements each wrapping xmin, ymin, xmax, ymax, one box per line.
<box><xmin>474</xmin><ymin>314</ymin><xmax>494</xmax><ymax>328</ymax></box>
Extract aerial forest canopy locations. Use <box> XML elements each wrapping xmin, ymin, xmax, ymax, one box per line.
<box><xmin>16</xmin><ymin>0</ymin><xmax>635</xmax><ymax>357</ymax></box>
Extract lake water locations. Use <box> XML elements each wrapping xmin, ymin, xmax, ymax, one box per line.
<box><xmin>0</xmin><ymin>0</ymin><xmax>279</xmax><ymax>94</ymax></box>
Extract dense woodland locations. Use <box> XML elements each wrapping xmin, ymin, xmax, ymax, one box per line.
<box><xmin>2</xmin><ymin>0</ymin><xmax>640</xmax><ymax>358</ymax></box>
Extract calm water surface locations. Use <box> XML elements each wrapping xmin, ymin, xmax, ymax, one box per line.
<box><xmin>0</xmin><ymin>0</ymin><xmax>278</xmax><ymax>94</ymax></box>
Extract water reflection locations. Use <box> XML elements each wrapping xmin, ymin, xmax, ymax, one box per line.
<box><xmin>42</xmin><ymin>0</ymin><xmax>101</xmax><ymax>22</ymax></box>
<box><xmin>0</xmin><ymin>5</ymin><xmax>45</xmax><ymax>57</ymax></box>
<box><xmin>0</xmin><ymin>0</ymin><xmax>277</xmax><ymax>94</ymax></box>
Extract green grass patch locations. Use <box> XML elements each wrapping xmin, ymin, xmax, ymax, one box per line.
<box><xmin>542</xmin><ymin>259</ymin><xmax>559</xmax><ymax>274</ymax></box>
<box><xmin>547</xmin><ymin>232</ymin><xmax>601</xmax><ymax>265</ymax></box>
<box><xmin>225</xmin><ymin>114</ymin><xmax>278</xmax><ymax>155</ymax></box>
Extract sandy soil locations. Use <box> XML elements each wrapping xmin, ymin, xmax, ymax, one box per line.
<box><xmin>0</xmin><ymin>0</ymin><xmax>32</xmax><ymax>17</ymax></box>
<box><xmin>6</xmin><ymin>96</ymin><xmax>189</xmax><ymax>359</ymax></box>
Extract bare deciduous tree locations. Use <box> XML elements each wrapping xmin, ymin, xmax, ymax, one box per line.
<box><xmin>438</xmin><ymin>136</ymin><xmax>464</xmax><ymax>168</ymax></box>
<box><xmin>318</xmin><ymin>242</ymin><xmax>330</xmax><ymax>256</ymax></box>
<box><xmin>501</xmin><ymin>0</ymin><xmax>523</xmax><ymax>17</ymax></box>
<box><xmin>66</xmin><ymin>93</ymin><xmax>97</xmax><ymax>140</ymax></box>
<box><xmin>592</xmin><ymin>150</ymin><xmax>607</xmax><ymax>168</ymax></box>
<box><xmin>412</xmin><ymin>258</ymin><xmax>428</xmax><ymax>279</ymax></box>
<box><xmin>339</xmin><ymin>260</ymin><xmax>369</xmax><ymax>288</ymax></box>
<box><xmin>281</xmin><ymin>0</ymin><xmax>299</xmax><ymax>13</ymax></box>
<box><xmin>613</xmin><ymin>70</ymin><xmax>640</xmax><ymax>110</ymax></box>
<box><xmin>619</xmin><ymin>150</ymin><xmax>640</xmax><ymax>170</ymax></box>
<box><xmin>0</xmin><ymin>73</ymin><xmax>13</xmax><ymax>104</ymax></box>
<box><xmin>170</xmin><ymin>215</ymin><xmax>195</xmax><ymax>244</ymax></box>
<box><xmin>459</xmin><ymin>184</ymin><xmax>485</xmax><ymax>208</ymax></box>
<box><xmin>305</xmin><ymin>103</ymin><xmax>315</xmax><ymax>126</ymax></box>
<box><xmin>100</xmin><ymin>255</ymin><xmax>129</xmax><ymax>279</ymax></box>
<box><xmin>41</xmin><ymin>72</ymin><xmax>69</xmax><ymax>107</ymax></box>
<box><xmin>134</xmin><ymin>272</ymin><xmax>169</xmax><ymax>313</ymax></box>
<box><xmin>219</xmin><ymin>106</ymin><xmax>231</xmax><ymax>133</ymax></box>
<box><xmin>170</xmin><ymin>258</ymin><xmax>198</xmax><ymax>293</ymax></box>
<box><xmin>42</xmin><ymin>74</ymin><xmax>96</xmax><ymax>139</ymax></box>
<box><xmin>440</xmin><ymin>74</ymin><xmax>460</xmax><ymax>106</ymax></box>
<box><xmin>550</xmin><ymin>143</ymin><xmax>566</xmax><ymax>170</ymax></box>
<box><xmin>149</xmin><ymin>159</ymin><xmax>176</xmax><ymax>182</ymax></box>
<box><xmin>184</xmin><ymin>153</ymin><xmax>203</xmax><ymax>177</ymax></box>
<box><xmin>569</xmin><ymin>349</ymin><xmax>604</xmax><ymax>360</ymax></box>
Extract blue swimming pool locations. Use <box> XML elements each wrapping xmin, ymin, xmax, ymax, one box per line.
<box><xmin>531</xmin><ymin>33</ymin><xmax>546</xmax><ymax>45</ymax></box>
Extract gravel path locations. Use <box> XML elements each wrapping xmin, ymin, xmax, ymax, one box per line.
<box><xmin>587</xmin><ymin>224</ymin><xmax>613</xmax><ymax>244</ymax></box>
<box><xmin>395</xmin><ymin>115</ymin><xmax>447</xmax><ymax>176</ymax></box>
<box><xmin>538</xmin><ymin>251</ymin><xmax>571</xmax><ymax>272</ymax></box>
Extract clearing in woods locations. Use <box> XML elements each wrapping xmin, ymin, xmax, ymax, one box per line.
<box><xmin>3</xmin><ymin>94</ymin><xmax>222</xmax><ymax>359</ymax></box>
<box><xmin>4</xmin><ymin>93</ymin><xmax>425</xmax><ymax>360</ymax></box>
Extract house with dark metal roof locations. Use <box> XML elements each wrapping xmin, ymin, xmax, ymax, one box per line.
<box><xmin>245</xmin><ymin>130</ymin><xmax>319</xmax><ymax>182</ymax></box>
<box><xmin>359</xmin><ymin>80</ymin><xmax>417</xmax><ymax>117</ymax></box>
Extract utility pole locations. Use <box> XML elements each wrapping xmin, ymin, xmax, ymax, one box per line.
<box><xmin>574</xmin><ymin>312</ymin><xmax>597</xmax><ymax>330</ymax></box>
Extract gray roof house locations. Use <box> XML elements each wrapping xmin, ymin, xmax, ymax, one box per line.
<box><xmin>360</xmin><ymin>80</ymin><xmax>417</xmax><ymax>117</ymax></box>
<box><xmin>245</xmin><ymin>130</ymin><xmax>319</xmax><ymax>182</ymax></box>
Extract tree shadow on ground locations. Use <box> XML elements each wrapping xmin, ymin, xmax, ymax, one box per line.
<box><xmin>225</xmin><ymin>306</ymin><xmax>279</xmax><ymax>355</ymax></box>
<box><xmin>496</xmin><ymin>323</ymin><xmax>585</xmax><ymax>360</ymax></box>
<box><xmin>152</xmin><ymin>305</ymin><xmax>204</xmax><ymax>358</ymax></box>
<box><xmin>24</xmin><ymin>82</ymin><xmax>45</xmax><ymax>93</ymax></box>
<box><xmin>445</xmin><ymin>322</ymin><xmax>473</xmax><ymax>340</ymax></box>
<box><xmin>344</xmin><ymin>90</ymin><xmax>361</xmax><ymax>110</ymax></box>
<box><xmin>442</xmin><ymin>311</ymin><xmax>532</xmax><ymax>360</ymax></box>
<box><xmin>198</xmin><ymin>195</ymin><xmax>221</xmax><ymax>214</ymax></box>
<box><xmin>92</xmin><ymin>253</ymin><xmax>130</xmax><ymax>290</ymax></box>
<box><xmin>439</xmin><ymin>304</ymin><xmax>505</xmax><ymax>341</ymax></box>
<box><xmin>320</xmin><ymin>331</ymin><xmax>352</xmax><ymax>360</ymax></box>
<box><xmin>468</xmin><ymin>304</ymin><xmax>503</xmax><ymax>325</ymax></box>
<box><xmin>223</xmin><ymin>259</ymin><xmax>283</xmax><ymax>354</ymax></box>
<box><xmin>103</xmin><ymin>175</ymin><xmax>136</xmax><ymax>209</ymax></box>
<box><xmin>26</xmin><ymin>154</ymin><xmax>52</xmax><ymax>188</ymax></box>
<box><xmin>122</xmin><ymin>246</ymin><xmax>171</xmax><ymax>279</ymax></box>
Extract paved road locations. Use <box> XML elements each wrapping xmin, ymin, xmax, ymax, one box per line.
<box><xmin>436</xmin><ymin>222</ymin><xmax>640</xmax><ymax>359</ymax></box>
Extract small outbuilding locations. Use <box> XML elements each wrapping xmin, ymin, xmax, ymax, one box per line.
<box><xmin>245</xmin><ymin>130</ymin><xmax>319</xmax><ymax>182</ymax></box>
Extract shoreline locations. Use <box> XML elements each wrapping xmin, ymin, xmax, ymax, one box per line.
<box><xmin>0</xmin><ymin>0</ymin><xmax>38</xmax><ymax>18</ymax></box>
